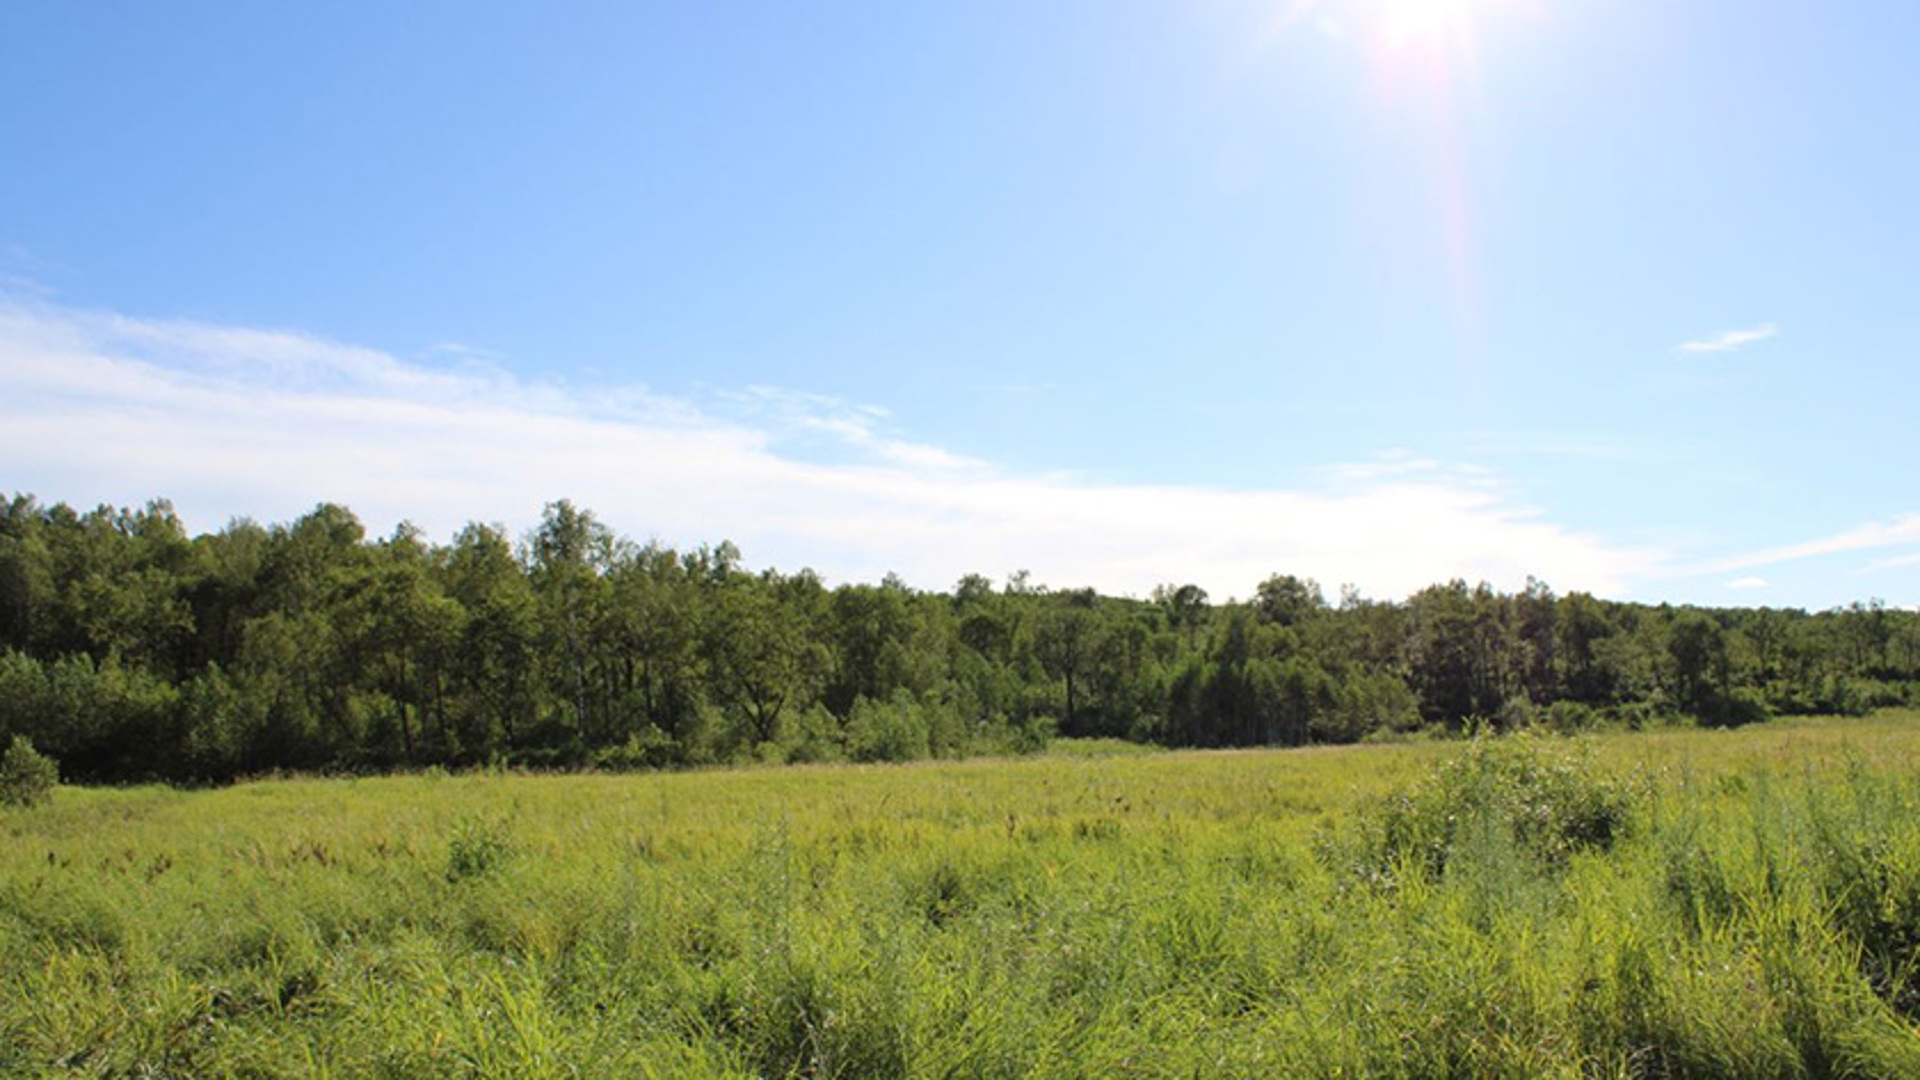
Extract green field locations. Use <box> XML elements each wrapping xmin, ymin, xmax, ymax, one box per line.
<box><xmin>8</xmin><ymin>716</ymin><xmax>1920</xmax><ymax>1078</ymax></box>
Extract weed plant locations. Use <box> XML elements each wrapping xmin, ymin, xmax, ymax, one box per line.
<box><xmin>3</xmin><ymin>714</ymin><xmax>1920</xmax><ymax>1076</ymax></box>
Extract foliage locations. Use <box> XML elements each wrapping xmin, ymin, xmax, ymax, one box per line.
<box><xmin>1346</xmin><ymin>733</ymin><xmax>1639</xmax><ymax>884</ymax></box>
<box><xmin>445</xmin><ymin>814</ymin><xmax>513</xmax><ymax>881</ymax></box>
<box><xmin>844</xmin><ymin>690</ymin><xmax>932</xmax><ymax>763</ymax></box>
<box><xmin>1540</xmin><ymin>698</ymin><xmax>1599</xmax><ymax>733</ymax></box>
<box><xmin>0</xmin><ymin>734</ymin><xmax>57</xmax><ymax>807</ymax></box>
<box><xmin>1</xmin><ymin>491</ymin><xmax>1915</xmax><ymax>782</ymax></box>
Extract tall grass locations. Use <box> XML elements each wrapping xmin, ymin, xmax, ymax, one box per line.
<box><xmin>3</xmin><ymin>714</ymin><xmax>1920</xmax><ymax>1076</ymax></box>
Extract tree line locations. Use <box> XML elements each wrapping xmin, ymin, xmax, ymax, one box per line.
<box><xmin>1</xmin><ymin>493</ymin><xmax>1915</xmax><ymax>783</ymax></box>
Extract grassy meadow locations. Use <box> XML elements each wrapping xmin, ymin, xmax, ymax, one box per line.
<box><xmin>7</xmin><ymin>716</ymin><xmax>1920</xmax><ymax>1078</ymax></box>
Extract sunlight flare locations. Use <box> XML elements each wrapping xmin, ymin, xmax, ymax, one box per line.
<box><xmin>1379</xmin><ymin>0</ymin><xmax>1478</xmax><ymax>52</ymax></box>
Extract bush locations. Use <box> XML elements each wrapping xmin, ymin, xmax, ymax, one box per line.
<box><xmin>445</xmin><ymin>815</ymin><xmax>513</xmax><ymax>881</ymax></box>
<box><xmin>0</xmin><ymin>735</ymin><xmax>58</xmax><ymax>808</ymax></box>
<box><xmin>1494</xmin><ymin>695</ymin><xmax>1538</xmax><ymax>732</ymax></box>
<box><xmin>593</xmin><ymin>724</ymin><xmax>681</xmax><ymax>770</ymax></box>
<box><xmin>1606</xmin><ymin>701</ymin><xmax>1661</xmax><ymax>731</ymax></box>
<box><xmin>774</xmin><ymin>703</ymin><xmax>847</xmax><ymax>764</ymax></box>
<box><xmin>1813</xmin><ymin>675</ymin><xmax>1871</xmax><ymax>717</ymax></box>
<box><xmin>1327</xmin><ymin>670</ymin><xmax>1421</xmax><ymax>741</ymax></box>
<box><xmin>1542</xmin><ymin>699</ymin><xmax>1600</xmax><ymax>734</ymax></box>
<box><xmin>1344</xmin><ymin>734</ymin><xmax>1638</xmax><ymax>884</ymax></box>
<box><xmin>1716</xmin><ymin>687</ymin><xmax>1772</xmax><ymax>727</ymax></box>
<box><xmin>845</xmin><ymin>691</ymin><xmax>931</xmax><ymax>763</ymax></box>
<box><xmin>1007</xmin><ymin>713</ymin><xmax>1055</xmax><ymax>755</ymax></box>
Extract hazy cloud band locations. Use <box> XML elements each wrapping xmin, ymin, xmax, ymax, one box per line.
<box><xmin>0</xmin><ymin>297</ymin><xmax>1654</xmax><ymax>600</ymax></box>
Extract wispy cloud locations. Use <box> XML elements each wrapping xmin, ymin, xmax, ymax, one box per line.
<box><xmin>0</xmin><ymin>244</ymin><xmax>66</xmax><ymax>296</ymax></box>
<box><xmin>710</xmin><ymin>385</ymin><xmax>985</xmax><ymax>473</ymax></box>
<box><xmin>1707</xmin><ymin>514</ymin><xmax>1920</xmax><ymax>574</ymax></box>
<box><xmin>1864</xmin><ymin>551</ymin><xmax>1920</xmax><ymax>574</ymax></box>
<box><xmin>0</xmin><ymin>296</ymin><xmax>1659</xmax><ymax>599</ymax></box>
<box><xmin>0</xmin><ymin>274</ymin><xmax>54</xmax><ymax>297</ymax></box>
<box><xmin>1320</xmin><ymin>449</ymin><xmax>1445</xmax><ymax>484</ymax></box>
<box><xmin>1725</xmin><ymin>576</ymin><xmax>1769</xmax><ymax>590</ymax></box>
<box><xmin>1457</xmin><ymin>429</ymin><xmax>1638</xmax><ymax>462</ymax></box>
<box><xmin>1678</xmin><ymin>323</ymin><xmax>1777</xmax><ymax>354</ymax></box>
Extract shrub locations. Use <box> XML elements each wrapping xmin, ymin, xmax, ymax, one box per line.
<box><xmin>1813</xmin><ymin>675</ymin><xmax>1870</xmax><ymax>717</ymax></box>
<box><xmin>1607</xmin><ymin>701</ymin><xmax>1661</xmax><ymax>730</ymax></box>
<box><xmin>1007</xmin><ymin>713</ymin><xmax>1055</xmax><ymax>755</ymax></box>
<box><xmin>593</xmin><ymin>724</ymin><xmax>681</xmax><ymax>771</ymax></box>
<box><xmin>0</xmin><ymin>735</ymin><xmax>58</xmax><ymax>808</ymax></box>
<box><xmin>1542</xmin><ymin>699</ymin><xmax>1600</xmax><ymax>734</ymax></box>
<box><xmin>1717</xmin><ymin>687</ymin><xmax>1772</xmax><ymax>727</ymax></box>
<box><xmin>1344</xmin><ymin>733</ymin><xmax>1638</xmax><ymax>884</ymax></box>
<box><xmin>845</xmin><ymin>690</ymin><xmax>931</xmax><ymax>763</ymax></box>
<box><xmin>1325</xmin><ymin>670</ymin><xmax>1421</xmax><ymax>741</ymax></box>
<box><xmin>774</xmin><ymin>703</ymin><xmax>847</xmax><ymax>764</ymax></box>
<box><xmin>1494</xmin><ymin>695</ymin><xmax>1538</xmax><ymax>732</ymax></box>
<box><xmin>446</xmin><ymin>815</ymin><xmax>513</xmax><ymax>881</ymax></box>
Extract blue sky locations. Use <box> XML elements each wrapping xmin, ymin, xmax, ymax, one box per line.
<box><xmin>3</xmin><ymin>0</ymin><xmax>1917</xmax><ymax>607</ymax></box>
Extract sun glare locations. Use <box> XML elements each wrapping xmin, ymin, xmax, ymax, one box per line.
<box><xmin>1379</xmin><ymin>0</ymin><xmax>1476</xmax><ymax>51</ymax></box>
<box><xmin>1272</xmin><ymin>0</ymin><xmax>1525</xmax><ymax>59</ymax></box>
<box><xmin>1254</xmin><ymin>0</ymin><xmax>1532</xmax><ymax>68</ymax></box>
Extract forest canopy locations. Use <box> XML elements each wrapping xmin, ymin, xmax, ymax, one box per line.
<box><xmin>1</xmin><ymin>493</ymin><xmax>1915</xmax><ymax>783</ymax></box>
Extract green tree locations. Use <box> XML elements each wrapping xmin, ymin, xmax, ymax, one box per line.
<box><xmin>825</xmin><ymin>581</ymin><xmax>913</xmax><ymax>714</ymax></box>
<box><xmin>528</xmin><ymin>500</ymin><xmax>619</xmax><ymax>748</ymax></box>
<box><xmin>602</xmin><ymin>542</ymin><xmax>706</xmax><ymax>750</ymax></box>
<box><xmin>1668</xmin><ymin>611</ymin><xmax>1735</xmax><ymax>721</ymax></box>
<box><xmin>0</xmin><ymin>495</ymin><xmax>54</xmax><ymax>654</ymax></box>
<box><xmin>443</xmin><ymin>522</ymin><xmax>541</xmax><ymax>758</ymax></box>
<box><xmin>1153</xmin><ymin>583</ymin><xmax>1211</xmax><ymax>652</ymax></box>
<box><xmin>1406</xmin><ymin>581</ymin><xmax>1514</xmax><ymax>728</ymax></box>
<box><xmin>1554</xmin><ymin>592</ymin><xmax>1615</xmax><ymax>703</ymax></box>
<box><xmin>183</xmin><ymin>518</ymin><xmax>270</xmax><ymax>673</ymax></box>
<box><xmin>1253</xmin><ymin>574</ymin><xmax>1323</xmax><ymax>628</ymax></box>
<box><xmin>348</xmin><ymin>525</ymin><xmax>464</xmax><ymax>763</ymax></box>
<box><xmin>1033</xmin><ymin>590</ymin><xmax>1099</xmax><ymax>733</ymax></box>
<box><xmin>706</xmin><ymin>575</ymin><xmax>825</xmax><ymax>749</ymax></box>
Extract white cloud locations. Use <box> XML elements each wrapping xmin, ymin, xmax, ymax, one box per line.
<box><xmin>1725</xmin><ymin>576</ymin><xmax>1768</xmax><ymax>590</ymax></box>
<box><xmin>1320</xmin><ymin>449</ymin><xmax>1444</xmax><ymax>484</ymax></box>
<box><xmin>1678</xmin><ymin>324</ymin><xmax>1777</xmax><ymax>354</ymax></box>
<box><xmin>1707</xmin><ymin>514</ymin><xmax>1920</xmax><ymax>574</ymax></box>
<box><xmin>0</xmin><ymin>297</ymin><xmax>1658</xmax><ymax>600</ymax></box>
<box><xmin>1863</xmin><ymin>551</ymin><xmax>1920</xmax><ymax>574</ymax></box>
<box><xmin>711</xmin><ymin>384</ymin><xmax>985</xmax><ymax>473</ymax></box>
